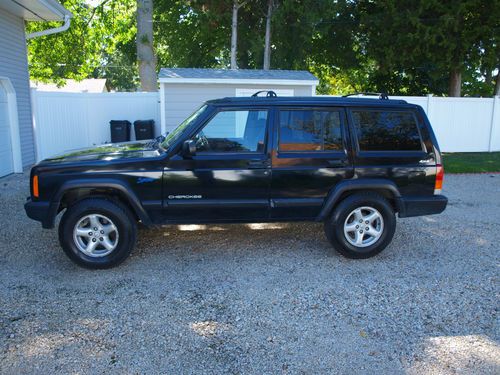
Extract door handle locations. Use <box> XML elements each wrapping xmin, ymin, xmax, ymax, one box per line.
<box><xmin>248</xmin><ymin>160</ymin><xmax>269</xmax><ymax>168</ymax></box>
<box><xmin>327</xmin><ymin>159</ymin><xmax>347</xmax><ymax>167</ymax></box>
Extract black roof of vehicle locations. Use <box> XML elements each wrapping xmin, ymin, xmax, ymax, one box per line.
<box><xmin>206</xmin><ymin>96</ymin><xmax>412</xmax><ymax>107</ymax></box>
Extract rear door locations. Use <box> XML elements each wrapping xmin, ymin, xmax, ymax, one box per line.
<box><xmin>270</xmin><ymin>106</ymin><xmax>354</xmax><ymax>219</ymax></box>
<box><xmin>347</xmin><ymin>107</ymin><xmax>435</xmax><ymax>196</ymax></box>
<box><xmin>162</xmin><ymin>107</ymin><xmax>272</xmax><ymax>222</ymax></box>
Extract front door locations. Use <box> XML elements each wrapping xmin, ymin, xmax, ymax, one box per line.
<box><xmin>162</xmin><ymin>108</ymin><xmax>271</xmax><ymax>223</ymax></box>
<box><xmin>270</xmin><ymin>107</ymin><xmax>354</xmax><ymax>219</ymax></box>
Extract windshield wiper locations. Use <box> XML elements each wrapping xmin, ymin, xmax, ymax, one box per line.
<box><xmin>146</xmin><ymin>133</ymin><xmax>167</xmax><ymax>148</ymax></box>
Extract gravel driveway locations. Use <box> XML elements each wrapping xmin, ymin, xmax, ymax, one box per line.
<box><xmin>0</xmin><ymin>173</ymin><xmax>498</xmax><ymax>374</ymax></box>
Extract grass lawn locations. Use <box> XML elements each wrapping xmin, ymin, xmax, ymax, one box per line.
<box><xmin>442</xmin><ymin>152</ymin><xmax>500</xmax><ymax>173</ymax></box>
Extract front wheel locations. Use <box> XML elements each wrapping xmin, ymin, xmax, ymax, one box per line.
<box><xmin>324</xmin><ymin>192</ymin><xmax>396</xmax><ymax>259</ymax></box>
<box><xmin>59</xmin><ymin>198</ymin><xmax>137</xmax><ymax>269</ymax></box>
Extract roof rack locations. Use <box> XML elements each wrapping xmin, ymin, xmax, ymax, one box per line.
<box><xmin>342</xmin><ymin>92</ymin><xmax>389</xmax><ymax>100</ymax></box>
<box><xmin>251</xmin><ymin>90</ymin><xmax>277</xmax><ymax>98</ymax></box>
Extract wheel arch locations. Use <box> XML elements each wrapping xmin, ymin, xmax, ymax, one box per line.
<box><xmin>45</xmin><ymin>179</ymin><xmax>152</xmax><ymax>229</ymax></box>
<box><xmin>316</xmin><ymin>179</ymin><xmax>402</xmax><ymax>222</ymax></box>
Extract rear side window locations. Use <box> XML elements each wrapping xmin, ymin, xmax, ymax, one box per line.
<box><xmin>279</xmin><ymin>109</ymin><xmax>343</xmax><ymax>152</ymax></box>
<box><xmin>351</xmin><ymin>110</ymin><xmax>422</xmax><ymax>151</ymax></box>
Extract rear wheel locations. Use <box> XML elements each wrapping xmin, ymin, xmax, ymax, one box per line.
<box><xmin>59</xmin><ymin>198</ymin><xmax>136</xmax><ymax>269</ymax></box>
<box><xmin>324</xmin><ymin>192</ymin><xmax>396</xmax><ymax>259</ymax></box>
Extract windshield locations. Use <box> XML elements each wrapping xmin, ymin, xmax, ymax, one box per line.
<box><xmin>161</xmin><ymin>104</ymin><xmax>208</xmax><ymax>149</ymax></box>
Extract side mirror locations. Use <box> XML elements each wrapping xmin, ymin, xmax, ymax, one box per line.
<box><xmin>182</xmin><ymin>139</ymin><xmax>196</xmax><ymax>157</ymax></box>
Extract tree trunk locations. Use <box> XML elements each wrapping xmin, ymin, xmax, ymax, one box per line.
<box><xmin>494</xmin><ymin>68</ymin><xmax>500</xmax><ymax>96</ymax></box>
<box><xmin>263</xmin><ymin>0</ymin><xmax>273</xmax><ymax>70</ymax></box>
<box><xmin>448</xmin><ymin>68</ymin><xmax>461</xmax><ymax>97</ymax></box>
<box><xmin>485</xmin><ymin>69</ymin><xmax>492</xmax><ymax>85</ymax></box>
<box><xmin>230</xmin><ymin>1</ymin><xmax>239</xmax><ymax>69</ymax></box>
<box><xmin>137</xmin><ymin>0</ymin><xmax>157</xmax><ymax>92</ymax></box>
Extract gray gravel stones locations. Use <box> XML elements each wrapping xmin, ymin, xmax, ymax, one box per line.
<box><xmin>0</xmin><ymin>172</ymin><xmax>499</xmax><ymax>374</ymax></box>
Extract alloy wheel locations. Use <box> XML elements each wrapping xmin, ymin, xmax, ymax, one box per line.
<box><xmin>343</xmin><ymin>206</ymin><xmax>384</xmax><ymax>248</ymax></box>
<box><xmin>73</xmin><ymin>214</ymin><xmax>119</xmax><ymax>257</ymax></box>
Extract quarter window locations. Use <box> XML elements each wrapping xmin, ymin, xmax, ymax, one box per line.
<box><xmin>279</xmin><ymin>110</ymin><xmax>343</xmax><ymax>151</ymax></box>
<box><xmin>194</xmin><ymin>110</ymin><xmax>268</xmax><ymax>153</ymax></box>
<box><xmin>352</xmin><ymin>110</ymin><xmax>422</xmax><ymax>151</ymax></box>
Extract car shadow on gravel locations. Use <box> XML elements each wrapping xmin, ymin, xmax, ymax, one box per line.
<box><xmin>136</xmin><ymin>222</ymin><xmax>330</xmax><ymax>257</ymax></box>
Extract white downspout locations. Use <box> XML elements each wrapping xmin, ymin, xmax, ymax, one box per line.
<box><xmin>26</xmin><ymin>14</ymin><xmax>71</xmax><ymax>39</ymax></box>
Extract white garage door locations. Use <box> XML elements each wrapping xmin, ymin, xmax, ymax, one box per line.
<box><xmin>0</xmin><ymin>84</ymin><xmax>14</xmax><ymax>177</ymax></box>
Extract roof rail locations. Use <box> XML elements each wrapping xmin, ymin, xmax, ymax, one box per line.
<box><xmin>251</xmin><ymin>90</ymin><xmax>277</xmax><ymax>98</ymax></box>
<box><xmin>342</xmin><ymin>92</ymin><xmax>389</xmax><ymax>100</ymax></box>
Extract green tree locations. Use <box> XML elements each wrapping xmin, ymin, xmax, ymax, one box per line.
<box><xmin>358</xmin><ymin>0</ymin><xmax>500</xmax><ymax>96</ymax></box>
<box><xmin>27</xmin><ymin>0</ymin><xmax>499</xmax><ymax>96</ymax></box>
<box><xmin>93</xmin><ymin>46</ymin><xmax>139</xmax><ymax>91</ymax></box>
<box><xmin>153</xmin><ymin>1</ymin><xmax>232</xmax><ymax>68</ymax></box>
<box><xmin>27</xmin><ymin>0</ymin><xmax>137</xmax><ymax>90</ymax></box>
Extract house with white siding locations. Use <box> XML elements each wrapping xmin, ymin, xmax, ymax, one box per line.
<box><xmin>0</xmin><ymin>0</ymin><xmax>71</xmax><ymax>177</ymax></box>
<box><xmin>158</xmin><ymin>68</ymin><xmax>319</xmax><ymax>134</ymax></box>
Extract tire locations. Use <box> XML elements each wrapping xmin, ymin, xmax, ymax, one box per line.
<box><xmin>323</xmin><ymin>192</ymin><xmax>396</xmax><ymax>259</ymax></box>
<box><xmin>58</xmin><ymin>198</ymin><xmax>137</xmax><ymax>269</ymax></box>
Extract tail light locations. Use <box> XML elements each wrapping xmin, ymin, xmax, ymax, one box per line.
<box><xmin>32</xmin><ymin>175</ymin><xmax>39</xmax><ymax>198</ymax></box>
<box><xmin>434</xmin><ymin>164</ymin><xmax>444</xmax><ymax>195</ymax></box>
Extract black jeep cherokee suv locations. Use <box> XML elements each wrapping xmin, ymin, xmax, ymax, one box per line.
<box><xmin>25</xmin><ymin>94</ymin><xmax>447</xmax><ymax>268</ymax></box>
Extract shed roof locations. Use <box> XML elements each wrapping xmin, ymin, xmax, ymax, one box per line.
<box><xmin>158</xmin><ymin>68</ymin><xmax>318</xmax><ymax>86</ymax></box>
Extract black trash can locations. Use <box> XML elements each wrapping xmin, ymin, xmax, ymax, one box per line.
<box><xmin>110</xmin><ymin>120</ymin><xmax>131</xmax><ymax>143</ymax></box>
<box><xmin>134</xmin><ymin>120</ymin><xmax>155</xmax><ymax>140</ymax></box>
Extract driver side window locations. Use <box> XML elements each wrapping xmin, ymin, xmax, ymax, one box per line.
<box><xmin>193</xmin><ymin>110</ymin><xmax>268</xmax><ymax>153</ymax></box>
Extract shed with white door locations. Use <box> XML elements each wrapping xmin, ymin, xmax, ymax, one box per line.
<box><xmin>158</xmin><ymin>68</ymin><xmax>318</xmax><ymax>134</ymax></box>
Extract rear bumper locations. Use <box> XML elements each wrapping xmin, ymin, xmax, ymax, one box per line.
<box><xmin>24</xmin><ymin>198</ymin><xmax>54</xmax><ymax>229</ymax></box>
<box><xmin>397</xmin><ymin>195</ymin><xmax>448</xmax><ymax>218</ymax></box>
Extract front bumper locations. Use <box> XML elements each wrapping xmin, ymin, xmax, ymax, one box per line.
<box><xmin>24</xmin><ymin>198</ymin><xmax>54</xmax><ymax>229</ymax></box>
<box><xmin>397</xmin><ymin>195</ymin><xmax>448</xmax><ymax>218</ymax></box>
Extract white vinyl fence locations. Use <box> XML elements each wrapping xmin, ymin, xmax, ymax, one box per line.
<box><xmin>318</xmin><ymin>94</ymin><xmax>500</xmax><ymax>153</ymax></box>
<box><xmin>387</xmin><ymin>95</ymin><xmax>499</xmax><ymax>153</ymax></box>
<box><xmin>31</xmin><ymin>90</ymin><xmax>499</xmax><ymax>161</ymax></box>
<box><xmin>31</xmin><ymin>90</ymin><xmax>160</xmax><ymax>161</ymax></box>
